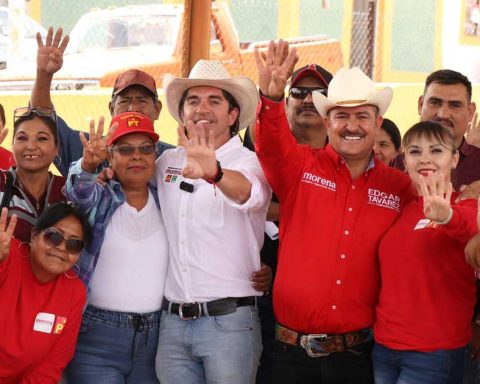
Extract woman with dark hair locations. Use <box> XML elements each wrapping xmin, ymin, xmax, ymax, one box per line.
<box><xmin>373</xmin><ymin>121</ymin><xmax>478</xmax><ymax>383</ymax></box>
<box><xmin>65</xmin><ymin>112</ymin><xmax>169</xmax><ymax>383</ymax></box>
<box><xmin>0</xmin><ymin>202</ymin><xmax>91</xmax><ymax>383</ymax></box>
<box><xmin>0</xmin><ymin>107</ymin><xmax>66</xmax><ymax>243</ymax></box>
<box><xmin>374</xmin><ymin>118</ymin><xmax>402</xmax><ymax>165</ymax></box>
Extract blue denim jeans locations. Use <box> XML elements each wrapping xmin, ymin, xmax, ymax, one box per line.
<box><xmin>156</xmin><ymin>304</ymin><xmax>262</xmax><ymax>384</ymax></box>
<box><xmin>66</xmin><ymin>305</ymin><xmax>161</xmax><ymax>384</ymax></box>
<box><xmin>373</xmin><ymin>342</ymin><xmax>468</xmax><ymax>384</ymax></box>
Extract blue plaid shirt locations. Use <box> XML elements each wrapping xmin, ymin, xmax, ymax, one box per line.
<box><xmin>65</xmin><ymin>159</ymin><xmax>159</xmax><ymax>294</ymax></box>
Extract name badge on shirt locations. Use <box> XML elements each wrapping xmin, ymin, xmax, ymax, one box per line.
<box><xmin>33</xmin><ymin>312</ymin><xmax>67</xmax><ymax>334</ymax></box>
<box><xmin>414</xmin><ymin>218</ymin><xmax>438</xmax><ymax>230</ymax></box>
<box><xmin>33</xmin><ymin>312</ymin><xmax>55</xmax><ymax>333</ymax></box>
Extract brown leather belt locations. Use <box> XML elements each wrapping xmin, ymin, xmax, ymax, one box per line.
<box><xmin>275</xmin><ymin>323</ymin><xmax>372</xmax><ymax>357</ymax></box>
<box><xmin>162</xmin><ymin>297</ymin><xmax>256</xmax><ymax>320</ymax></box>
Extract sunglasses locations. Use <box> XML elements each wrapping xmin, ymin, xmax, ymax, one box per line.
<box><xmin>109</xmin><ymin>143</ymin><xmax>156</xmax><ymax>156</ymax></box>
<box><xmin>14</xmin><ymin>107</ymin><xmax>57</xmax><ymax>125</ymax></box>
<box><xmin>42</xmin><ymin>228</ymin><xmax>85</xmax><ymax>254</ymax></box>
<box><xmin>289</xmin><ymin>87</ymin><xmax>327</xmax><ymax>99</ymax></box>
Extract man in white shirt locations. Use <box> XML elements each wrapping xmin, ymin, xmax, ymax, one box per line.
<box><xmin>155</xmin><ymin>60</ymin><xmax>271</xmax><ymax>384</ymax></box>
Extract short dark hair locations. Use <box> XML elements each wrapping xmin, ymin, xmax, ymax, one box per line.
<box><xmin>381</xmin><ymin>118</ymin><xmax>402</xmax><ymax>151</ymax></box>
<box><xmin>424</xmin><ymin>69</ymin><xmax>472</xmax><ymax>101</ymax></box>
<box><xmin>402</xmin><ymin>120</ymin><xmax>456</xmax><ymax>154</ymax></box>
<box><xmin>178</xmin><ymin>88</ymin><xmax>241</xmax><ymax>137</ymax></box>
<box><xmin>13</xmin><ymin>114</ymin><xmax>58</xmax><ymax>146</ymax></box>
<box><xmin>0</xmin><ymin>104</ymin><xmax>5</xmax><ymax>126</ymax></box>
<box><xmin>34</xmin><ymin>202</ymin><xmax>92</xmax><ymax>246</ymax></box>
<box><xmin>111</xmin><ymin>85</ymin><xmax>159</xmax><ymax>106</ymax></box>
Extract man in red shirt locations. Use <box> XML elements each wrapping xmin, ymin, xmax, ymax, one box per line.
<box><xmin>254</xmin><ymin>41</ymin><xmax>413</xmax><ymax>383</ymax></box>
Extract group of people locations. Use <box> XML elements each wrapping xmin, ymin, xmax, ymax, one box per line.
<box><xmin>0</xmin><ymin>26</ymin><xmax>480</xmax><ymax>384</ymax></box>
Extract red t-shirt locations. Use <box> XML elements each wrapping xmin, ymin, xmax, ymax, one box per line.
<box><xmin>0</xmin><ymin>240</ymin><xmax>86</xmax><ymax>383</ymax></box>
<box><xmin>0</xmin><ymin>147</ymin><xmax>15</xmax><ymax>170</ymax></box>
<box><xmin>255</xmin><ymin>98</ymin><xmax>414</xmax><ymax>334</ymax></box>
<box><xmin>374</xmin><ymin>195</ymin><xmax>477</xmax><ymax>351</ymax></box>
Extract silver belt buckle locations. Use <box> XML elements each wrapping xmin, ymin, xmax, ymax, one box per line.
<box><xmin>300</xmin><ymin>334</ymin><xmax>330</xmax><ymax>357</ymax></box>
<box><xmin>178</xmin><ymin>302</ymin><xmax>202</xmax><ymax>320</ymax></box>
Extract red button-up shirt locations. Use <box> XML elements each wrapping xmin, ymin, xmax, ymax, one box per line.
<box><xmin>255</xmin><ymin>98</ymin><xmax>414</xmax><ymax>334</ymax></box>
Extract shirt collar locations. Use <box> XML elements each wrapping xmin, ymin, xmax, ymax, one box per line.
<box><xmin>458</xmin><ymin>137</ymin><xmax>473</xmax><ymax>157</ymax></box>
<box><xmin>215</xmin><ymin>134</ymin><xmax>242</xmax><ymax>157</ymax></box>
<box><xmin>325</xmin><ymin>144</ymin><xmax>376</xmax><ymax>172</ymax></box>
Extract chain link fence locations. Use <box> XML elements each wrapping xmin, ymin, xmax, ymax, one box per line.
<box><xmin>0</xmin><ymin>0</ymin><xmax>478</xmax><ymax>141</ymax></box>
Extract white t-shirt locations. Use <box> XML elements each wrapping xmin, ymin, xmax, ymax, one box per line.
<box><xmin>89</xmin><ymin>190</ymin><xmax>169</xmax><ymax>313</ymax></box>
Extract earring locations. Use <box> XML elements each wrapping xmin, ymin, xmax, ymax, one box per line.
<box><xmin>53</xmin><ymin>155</ymin><xmax>62</xmax><ymax>167</ymax></box>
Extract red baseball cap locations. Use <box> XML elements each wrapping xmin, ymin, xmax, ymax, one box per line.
<box><xmin>112</xmin><ymin>69</ymin><xmax>158</xmax><ymax>96</ymax></box>
<box><xmin>107</xmin><ymin>112</ymin><xmax>159</xmax><ymax>145</ymax></box>
<box><xmin>290</xmin><ymin>64</ymin><xmax>332</xmax><ymax>89</ymax></box>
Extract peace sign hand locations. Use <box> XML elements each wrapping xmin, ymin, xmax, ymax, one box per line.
<box><xmin>0</xmin><ymin>208</ymin><xmax>17</xmax><ymax>262</ymax></box>
<box><xmin>36</xmin><ymin>26</ymin><xmax>69</xmax><ymax>75</ymax></box>
<box><xmin>80</xmin><ymin>117</ymin><xmax>118</xmax><ymax>173</ymax></box>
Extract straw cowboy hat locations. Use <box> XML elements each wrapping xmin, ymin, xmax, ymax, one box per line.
<box><xmin>312</xmin><ymin>67</ymin><xmax>393</xmax><ymax>117</ymax></box>
<box><xmin>163</xmin><ymin>60</ymin><xmax>258</xmax><ymax>130</ymax></box>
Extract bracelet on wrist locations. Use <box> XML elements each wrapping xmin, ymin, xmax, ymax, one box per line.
<box><xmin>205</xmin><ymin>161</ymin><xmax>223</xmax><ymax>184</ymax></box>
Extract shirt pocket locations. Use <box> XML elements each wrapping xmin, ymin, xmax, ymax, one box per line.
<box><xmin>191</xmin><ymin>185</ymin><xmax>224</xmax><ymax>229</ymax></box>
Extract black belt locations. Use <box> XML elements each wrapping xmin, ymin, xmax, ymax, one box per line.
<box><xmin>162</xmin><ymin>296</ymin><xmax>256</xmax><ymax>320</ymax></box>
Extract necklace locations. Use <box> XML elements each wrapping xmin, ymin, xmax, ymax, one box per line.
<box><xmin>16</xmin><ymin>172</ymin><xmax>52</xmax><ymax>212</ymax></box>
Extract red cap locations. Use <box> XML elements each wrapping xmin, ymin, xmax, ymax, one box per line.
<box><xmin>290</xmin><ymin>64</ymin><xmax>332</xmax><ymax>89</ymax></box>
<box><xmin>112</xmin><ymin>69</ymin><xmax>158</xmax><ymax>96</ymax></box>
<box><xmin>107</xmin><ymin>112</ymin><xmax>159</xmax><ymax>145</ymax></box>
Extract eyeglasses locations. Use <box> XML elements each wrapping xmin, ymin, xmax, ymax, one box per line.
<box><xmin>42</xmin><ymin>228</ymin><xmax>85</xmax><ymax>254</ymax></box>
<box><xmin>109</xmin><ymin>143</ymin><xmax>156</xmax><ymax>156</ymax></box>
<box><xmin>289</xmin><ymin>87</ymin><xmax>327</xmax><ymax>99</ymax></box>
<box><xmin>14</xmin><ymin>107</ymin><xmax>57</xmax><ymax>124</ymax></box>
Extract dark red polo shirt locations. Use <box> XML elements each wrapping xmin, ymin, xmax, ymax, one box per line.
<box><xmin>391</xmin><ymin>138</ymin><xmax>480</xmax><ymax>191</ymax></box>
<box><xmin>255</xmin><ymin>98</ymin><xmax>414</xmax><ymax>334</ymax></box>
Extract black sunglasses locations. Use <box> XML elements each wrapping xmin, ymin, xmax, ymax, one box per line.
<box><xmin>289</xmin><ymin>87</ymin><xmax>327</xmax><ymax>99</ymax></box>
<box><xmin>14</xmin><ymin>106</ymin><xmax>57</xmax><ymax>125</ymax></box>
<box><xmin>109</xmin><ymin>143</ymin><xmax>156</xmax><ymax>156</ymax></box>
<box><xmin>42</xmin><ymin>228</ymin><xmax>85</xmax><ymax>254</ymax></box>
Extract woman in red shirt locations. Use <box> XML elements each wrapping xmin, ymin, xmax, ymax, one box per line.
<box><xmin>373</xmin><ymin>120</ymin><xmax>478</xmax><ymax>384</ymax></box>
<box><xmin>0</xmin><ymin>202</ymin><xmax>91</xmax><ymax>383</ymax></box>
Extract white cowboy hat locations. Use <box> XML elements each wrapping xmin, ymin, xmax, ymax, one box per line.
<box><xmin>163</xmin><ymin>60</ymin><xmax>258</xmax><ymax>130</ymax></box>
<box><xmin>312</xmin><ymin>67</ymin><xmax>393</xmax><ymax>117</ymax></box>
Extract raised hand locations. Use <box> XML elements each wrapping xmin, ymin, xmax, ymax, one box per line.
<box><xmin>466</xmin><ymin>112</ymin><xmax>480</xmax><ymax>149</ymax></box>
<box><xmin>254</xmin><ymin>39</ymin><xmax>299</xmax><ymax>101</ymax></box>
<box><xmin>36</xmin><ymin>26</ymin><xmax>69</xmax><ymax>75</ymax></box>
<box><xmin>0</xmin><ymin>208</ymin><xmax>17</xmax><ymax>262</ymax></box>
<box><xmin>80</xmin><ymin>117</ymin><xmax>114</xmax><ymax>173</ymax></box>
<box><xmin>420</xmin><ymin>172</ymin><xmax>453</xmax><ymax>223</ymax></box>
<box><xmin>178</xmin><ymin>121</ymin><xmax>217</xmax><ymax>180</ymax></box>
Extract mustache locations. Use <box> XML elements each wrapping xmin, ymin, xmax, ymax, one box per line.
<box><xmin>433</xmin><ymin>117</ymin><xmax>454</xmax><ymax>127</ymax></box>
<box><xmin>297</xmin><ymin>104</ymin><xmax>319</xmax><ymax>115</ymax></box>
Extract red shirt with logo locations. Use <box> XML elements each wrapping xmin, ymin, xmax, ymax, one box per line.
<box><xmin>374</xmin><ymin>195</ymin><xmax>477</xmax><ymax>351</ymax></box>
<box><xmin>0</xmin><ymin>239</ymin><xmax>86</xmax><ymax>383</ymax></box>
<box><xmin>255</xmin><ymin>98</ymin><xmax>414</xmax><ymax>334</ymax></box>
